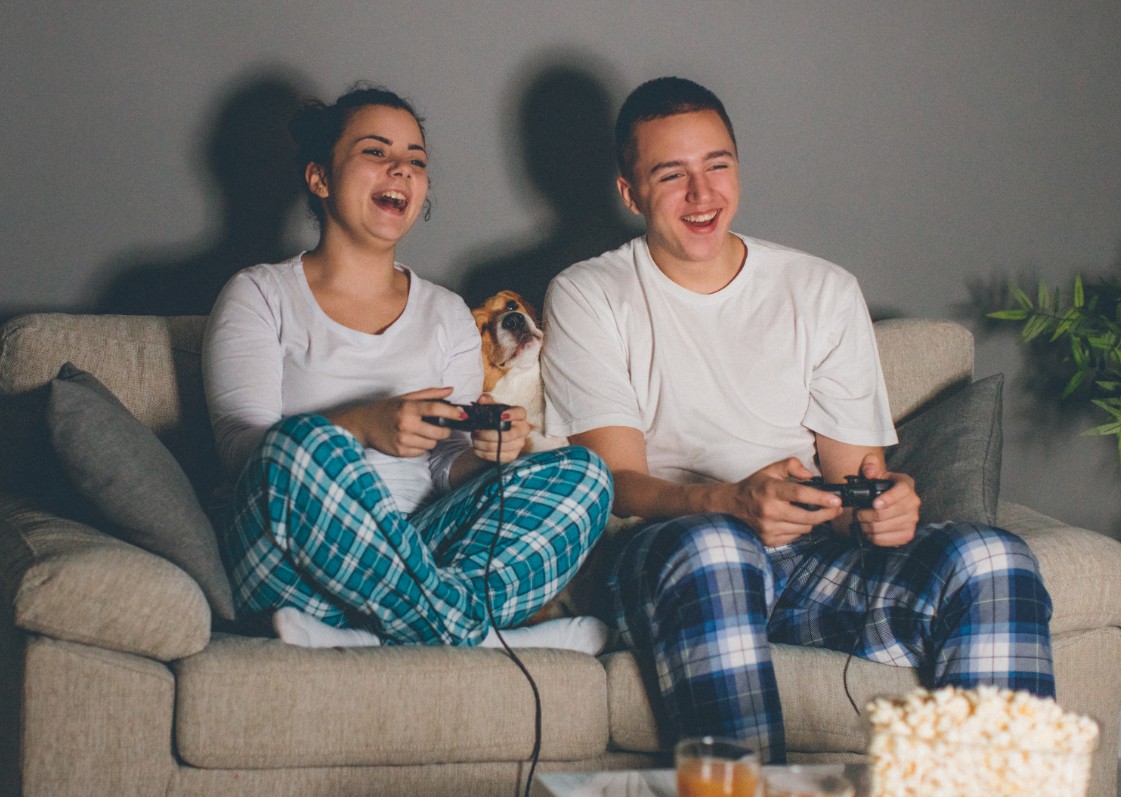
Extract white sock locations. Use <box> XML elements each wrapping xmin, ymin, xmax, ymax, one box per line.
<box><xmin>272</xmin><ymin>607</ymin><xmax>382</xmax><ymax>649</ymax></box>
<box><xmin>479</xmin><ymin>616</ymin><xmax>609</xmax><ymax>656</ymax></box>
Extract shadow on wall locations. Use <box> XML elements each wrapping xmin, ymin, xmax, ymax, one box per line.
<box><xmin>457</xmin><ymin>59</ymin><xmax>641</xmax><ymax>314</ymax></box>
<box><xmin>91</xmin><ymin>70</ymin><xmax>310</xmax><ymax>317</ymax></box>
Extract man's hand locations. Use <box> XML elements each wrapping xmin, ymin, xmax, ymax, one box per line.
<box><xmin>850</xmin><ymin>453</ymin><xmax>920</xmax><ymax>547</ymax></box>
<box><xmin>722</xmin><ymin>458</ymin><xmax>844</xmax><ymax>547</ymax></box>
<box><xmin>469</xmin><ymin>393</ymin><xmax>529</xmax><ymax>464</ymax></box>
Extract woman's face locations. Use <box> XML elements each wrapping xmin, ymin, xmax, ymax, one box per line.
<box><xmin>311</xmin><ymin>104</ymin><xmax>429</xmax><ymax>249</ymax></box>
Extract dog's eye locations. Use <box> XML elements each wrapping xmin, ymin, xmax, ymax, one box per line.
<box><xmin>505</xmin><ymin>300</ymin><xmax>518</xmax><ymax>311</ymax></box>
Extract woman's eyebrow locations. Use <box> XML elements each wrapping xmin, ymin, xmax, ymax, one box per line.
<box><xmin>355</xmin><ymin>134</ymin><xmax>427</xmax><ymax>154</ymax></box>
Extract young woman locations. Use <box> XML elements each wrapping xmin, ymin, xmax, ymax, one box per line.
<box><xmin>203</xmin><ymin>85</ymin><xmax>612</xmax><ymax>651</ymax></box>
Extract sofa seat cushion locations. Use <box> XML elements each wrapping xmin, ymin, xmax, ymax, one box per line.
<box><xmin>603</xmin><ymin>645</ymin><xmax>919</xmax><ymax>755</ymax></box>
<box><xmin>173</xmin><ymin>634</ymin><xmax>609</xmax><ymax>769</ymax></box>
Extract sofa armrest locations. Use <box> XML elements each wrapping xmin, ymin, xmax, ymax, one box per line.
<box><xmin>998</xmin><ymin>501</ymin><xmax>1121</xmax><ymax>636</ymax></box>
<box><xmin>0</xmin><ymin>493</ymin><xmax>210</xmax><ymax>661</ymax></box>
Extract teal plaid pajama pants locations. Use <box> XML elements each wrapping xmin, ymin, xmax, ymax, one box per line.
<box><xmin>223</xmin><ymin>414</ymin><xmax>613</xmax><ymax>645</ymax></box>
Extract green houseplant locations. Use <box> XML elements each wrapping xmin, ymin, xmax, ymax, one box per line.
<box><xmin>988</xmin><ymin>275</ymin><xmax>1121</xmax><ymax>465</ymax></box>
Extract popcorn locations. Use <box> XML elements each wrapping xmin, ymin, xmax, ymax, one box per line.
<box><xmin>867</xmin><ymin>686</ymin><xmax>1098</xmax><ymax>797</ymax></box>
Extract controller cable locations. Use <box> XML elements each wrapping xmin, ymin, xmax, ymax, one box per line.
<box><xmin>839</xmin><ymin>511</ymin><xmax>938</xmax><ymax>716</ymax></box>
<box><xmin>481</xmin><ymin>428</ymin><xmax>543</xmax><ymax>797</ymax></box>
<box><xmin>841</xmin><ymin>515</ymin><xmax>874</xmax><ymax>715</ymax></box>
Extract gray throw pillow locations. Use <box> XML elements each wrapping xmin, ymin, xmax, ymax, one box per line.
<box><xmin>885</xmin><ymin>373</ymin><xmax>1003</xmax><ymax>527</ymax></box>
<box><xmin>45</xmin><ymin>363</ymin><xmax>235</xmax><ymax>621</ymax></box>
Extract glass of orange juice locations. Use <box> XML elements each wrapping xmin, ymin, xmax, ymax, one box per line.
<box><xmin>675</xmin><ymin>736</ymin><xmax>763</xmax><ymax>797</ymax></box>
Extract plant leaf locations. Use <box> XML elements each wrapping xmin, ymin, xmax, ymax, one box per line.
<box><xmin>1083</xmin><ymin>421</ymin><xmax>1121</xmax><ymax>437</ymax></box>
<box><xmin>1011</xmin><ymin>284</ymin><xmax>1033</xmax><ymax>310</ymax></box>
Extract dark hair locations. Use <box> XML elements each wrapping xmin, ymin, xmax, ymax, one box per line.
<box><xmin>287</xmin><ymin>83</ymin><xmax>427</xmax><ymax>226</ymax></box>
<box><xmin>614</xmin><ymin>76</ymin><xmax>736</xmax><ymax>183</ymax></box>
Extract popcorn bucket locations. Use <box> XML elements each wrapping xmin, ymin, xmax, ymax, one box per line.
<box><xmin>869</xmin><ymin>732</ymin><xmax>1097</xmax><ymax>797</ymax></box>
<box><xmin>866</xmin><ymin>686</ymin><xmax>1099</xmax><ymax>797</ymax></box>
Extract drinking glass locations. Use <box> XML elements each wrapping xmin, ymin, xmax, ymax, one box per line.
<box><xmin>674</xmin><ymin>736</ymin><xmax>763</xmax><ymax>797</ymax></box>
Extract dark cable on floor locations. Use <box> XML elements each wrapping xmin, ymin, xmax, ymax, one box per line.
<box><xmin>482</xmin><ymin>430</ymin><xmax>542</xmax><ymax>797</ymax></box>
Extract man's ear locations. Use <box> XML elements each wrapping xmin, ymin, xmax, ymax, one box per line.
<box><xmin>616</xmin><ymin>176</ymin><xmax>642</xmax><ymax>217</ymax></box>
<box><xmin>306</xmin><ymin>162</ymin><xmax>329</xmax><ymax>198</ymax></box>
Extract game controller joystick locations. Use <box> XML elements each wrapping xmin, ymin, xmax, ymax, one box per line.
<box><xmin>422</xmin><ymin>401</ymin><xmax>512</xmax><ymax>432</ymax></box>
<box><xmin>793</xmin><ymin>475</ymin><xmax>894</xmax><ymax>511</ymax></box>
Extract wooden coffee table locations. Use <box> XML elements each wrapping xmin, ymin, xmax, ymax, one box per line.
<box><xmin>531</xmin><ymin>763</ymin><xmax>869</xmax><ymax>796</ymax></box>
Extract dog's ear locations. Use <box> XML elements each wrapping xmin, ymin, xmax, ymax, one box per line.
<box><xmin>471</xmin><ymin>304</ymin><xmax>491</xmax><ymax>333</ymax></box>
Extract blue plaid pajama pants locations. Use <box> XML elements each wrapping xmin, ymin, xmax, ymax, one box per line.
<box><xmin>223</xmin><ymin>414</ymin><xmax>613</xmax><ymax>645</ymax></box>
<box><xmin>607</xmin><ymin>513</ymin><xmax>1054</xmax><ymax>763</ymax></box>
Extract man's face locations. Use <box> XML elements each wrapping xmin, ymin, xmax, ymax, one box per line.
<box><xmin>617</xmin><ymin>109</ymin><xmax>740</xmax><ymax>273</ymax></box>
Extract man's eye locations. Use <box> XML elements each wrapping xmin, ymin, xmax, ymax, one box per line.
<box><xmin>658</xmin><ymin>173</ymin><xmax>682</xmax><ymax>183</ymax></box>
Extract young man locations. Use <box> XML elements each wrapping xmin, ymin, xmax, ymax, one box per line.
<box><xmin>541</xmin><ymin>76</ymin><xmax>1054</xmax><ymax>762</ymax></box>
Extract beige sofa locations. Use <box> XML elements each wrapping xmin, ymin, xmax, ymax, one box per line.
<box><xmin>1</xmin><ymin>313</ymin><xmax>1120</xmax><ymax>797</ymax></box>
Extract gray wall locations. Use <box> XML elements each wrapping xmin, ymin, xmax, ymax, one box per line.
<box><xmin>3</xmin><ymin>1</ymin><xmax>1119</xmax><ymax>535</ymax></box>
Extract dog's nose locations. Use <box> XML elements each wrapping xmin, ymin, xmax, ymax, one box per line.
<box><xmin>501</xmin><ymin>312</ymin><xmax>526</xmax><ymax>332</ymax></box>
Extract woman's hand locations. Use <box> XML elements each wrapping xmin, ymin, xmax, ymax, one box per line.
<box><xmin>328</xmin><ymin>386</ymin><xmax>462</xmax><ymax>458</ymax></box>
<box><xmin>468</xmin><ymin>394</ymin><xmax>528</xmax><ymax>464</ymax></box>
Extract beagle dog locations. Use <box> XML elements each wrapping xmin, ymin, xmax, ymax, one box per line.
<box><xmin>472</xmin><ymin>290</ymin><xmax>565</xmax><ymax>454</ymax></box>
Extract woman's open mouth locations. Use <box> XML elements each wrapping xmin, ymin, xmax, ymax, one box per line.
<box><xmin>373</xmin><ymin>190</ymin><xmax>409</xmax><ymax>214</ymax></box>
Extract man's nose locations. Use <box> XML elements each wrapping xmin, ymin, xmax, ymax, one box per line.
<box><xmin>687</xmin><ymin>172</ymin><xmax>712</xmax><ymax>201</ymax></box>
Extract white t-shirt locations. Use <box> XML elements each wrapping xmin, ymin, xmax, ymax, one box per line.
<box><xmin>203</xmin><ymin>254</ymin><xmax>481</xmax><ymax>514</ymax></box>
<box><xmin>542</xmin><ymin>235</ymin><xmax>897</xmax><ymax>486</ymax></box>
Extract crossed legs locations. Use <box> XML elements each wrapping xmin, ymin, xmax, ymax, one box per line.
<box><xmin>224</xmin><ymin>414</ymin><xmax>613</xmax><ymax>646</ymax></box>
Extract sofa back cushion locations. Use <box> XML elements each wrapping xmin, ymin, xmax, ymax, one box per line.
<box><xmin>0</xmin><ymin>313</ymin><xmax>217</xmax><ymax>498</ymax></box>
<box><xmin>0</xmin><ymin>312</ymin><xmax>976</xmax><ymax>501</ymax></box>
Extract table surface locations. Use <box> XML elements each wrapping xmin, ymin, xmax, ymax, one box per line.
<box><xmin>532</xmin><ymin>763</ymin><xmax>870</xmax><ymax>797</ymax></box>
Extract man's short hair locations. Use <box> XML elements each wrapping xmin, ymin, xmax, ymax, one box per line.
<box><xmin>615</xmin><ymin>76</ymin><xmax>737</xmax><ymax>183</ymax></box>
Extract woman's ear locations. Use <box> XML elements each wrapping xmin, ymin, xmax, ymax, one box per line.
<box><xmin>305</xmin><ymin>162</ymin><xmax>329</xmax><ymax>198</ymax></box>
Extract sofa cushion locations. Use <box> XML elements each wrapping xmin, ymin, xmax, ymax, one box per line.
<box><xmin>603</xmin><ymin>645</ymin><xmax>919</xmax><ymax>755</ymax></box>
<box><xmin>873</xmin><ymin>318</ymin><xmax>973</xmax><ymax>422</ymax></box>
<box><xmin>0</xmin><ymin>313</ymin><xmax>217</xmax><ymax>500</ymax></box>
<box><xmin>44</xmin><ymin>364</ymin><xmax>234</xmax><ymax>621</ymax></box>
<box><xmin>885</xmin><ymin>374</ymin><xmax>1003</xmax><ymax>526</ymax></box>
<box><xmin>998</xmin><ymin>502</ymin><xmax>1121</xmax><ymax>635</ymax></box>
<box><xmin>173</xmin><ymin>635</ymin><xmax>609</xmax><ymax>768</ymax></box>
<box><xmin>0</xmin><ymin>497</ymin><xmax>211</xmax><ymax>660</ymax></box>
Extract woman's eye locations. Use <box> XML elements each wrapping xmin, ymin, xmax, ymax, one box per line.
<box><xmin>363</xmin><ymin>148</ymin><xmax>384</xmax><ymax>157</ymax></box>
<box><xmin>411</xmin><ymin>160</ymin><xmax>428</xmax><ymax>169</ymax></box>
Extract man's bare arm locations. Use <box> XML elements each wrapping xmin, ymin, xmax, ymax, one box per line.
<box><xmin>570</xmin><ymin>426</ymin><xmax>843</xmax><ymax>545</ymax></box>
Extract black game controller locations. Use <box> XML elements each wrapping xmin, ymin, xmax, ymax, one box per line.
<box><xmin>793</xmin><ymin>475</ymin><xmax>894</xmax><ymax>511</ymax></box>
<box><xmin>422</xmin><ymin>401</ymin><xmax>511</xmax><ymax>432</ymax></box>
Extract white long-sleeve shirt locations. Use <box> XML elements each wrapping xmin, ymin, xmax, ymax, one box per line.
<box><xmin>203</xmin><ymin>254</ymin><xmax>482</xmax><ymax>514</ymax></box>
